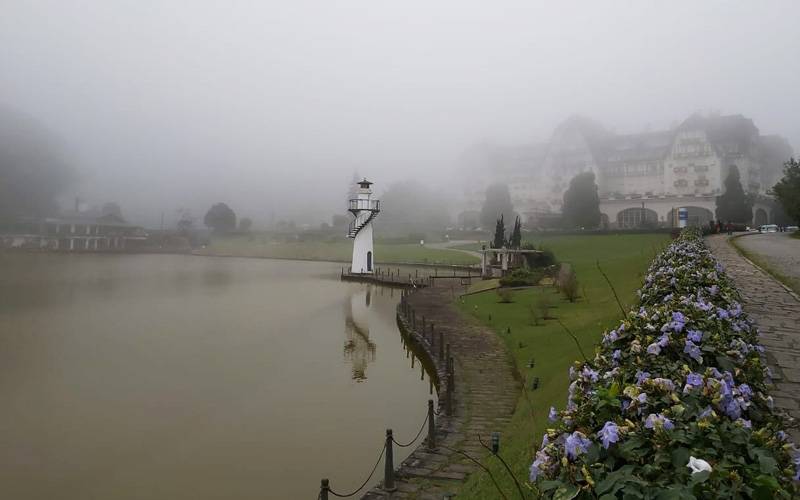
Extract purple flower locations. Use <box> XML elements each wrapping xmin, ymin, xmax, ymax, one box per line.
<box><xmin>723</xmin><ymin>398</ymin><xmax>743</xmax><ymax>420</ymax></box>
<box><xmin>698</xmin><ymin>406</ymin><xmax>713</xmax><ymax>419</ymax></box>
<box><xmin>670</xmin><ymin>311</ymin><xmax>686</xmax><ymax>332</ymax></box>
<box><xmin>738</xmin><ymin>384</ymin><xmax>753</xmax><ymax>399</ymax></box>
<box><xmin>644</xmin><ymin>413</ymin><xmax>673</xmax><ymax>430</ymax></box>
<box><xmin>707</xmin><ymin>285</ymin><xmax>719</xmax><ymax>296</ymax></box>
<box><xmin>564</xmin><ymin>431</ymin><xmax>592</xmax><ymax>460</ymax></box>
<box><xmin>687</xmin><ymin>329</ymin><xmax>703</xmax><ymax>343</ymax></box>
<box><xmin>636</xmin><ymin>393</ymin><xmax>647</xmax><ymax>404</ymax></box>
<box><xmin>647</xmin><ymin>343</ymin><xmax>662</xmax><ymax>355</ymax></box>
<box><xmin>777</xmin><ymin>431</ymin><xmax>787</xmax><ymax>441</ymax></box>
<box><xmin>582</xmin><ymin>367</ymin><xmax>599</xmax><ymax>383</ymax></box>
<box><xmin>548</xmin><ymin>406</ymin><xmax>558</xmax><ymax>422</ymax></box>
<box><xmin>612</xmin><ymin>349</ymin><xmax>622</xmax><ymax>362</ymax></box>
<box><xmin>597</xmin><ymin>421</ymin><xmax>620</xmax><ymax>449</ymax></box>
<box><xmin>684</xmin><ymin>340</ymin><xmax>703</xmax><ymax>362</ymax></box>
<box><xmin>729</xmin><ymin>303</ymin><xmax>742</xmax><ymax>317</ymax></box>
<box><xmin>635</xmin><ymin>371</ymin><xmax>650</xmax><ymax>385</ymax></box>
<box><xmin>716</xmin><ymin>307</ymin><xmax>730</xmax><ymax>320</ymax></box>
<box><xmin>657</xmin><ymin>334</ymin><xmax>670</xmax><ymax>348</ymax></box>
<box><xmin>686</xmin><ymin>372</ymin><xmax>703</xmax><ymax>387</ymax></box>
<box><xmin>603</xmin><ymin>330</ymin><xmax>618</xmax><ymax>345</ymax></box>
<box><xmin>529</xmin><ymin>458</ymin><xmax>544</xmax><ymax>481</ymax></box>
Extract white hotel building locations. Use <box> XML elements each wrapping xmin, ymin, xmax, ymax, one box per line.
<box><xmin>458</xmin><ymin>113</ymin><xmax>793</xmax><ymax>228</ymax></box>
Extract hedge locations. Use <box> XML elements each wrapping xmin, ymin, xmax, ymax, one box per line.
<box><xmin>530</xmin><ymin>228</ymin><xmax>798</xmax><ymax>499</ymax></box>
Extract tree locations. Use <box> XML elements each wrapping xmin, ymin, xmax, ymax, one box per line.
<box><xmin>715</xmin><ymin>165</ymin><xmax>753</xmax><ymax>224</ymax></box>
<box><xmin>481</xmin><ymin>184</ymin><xmax>514</xmax><ymax>229</ymax></box>
<box><xmin>204</xmin><ymin>203</ymin><xmax>236</xmax><ymax>233</ymax></box>
<box><xmin>238</xmin><ymin>217</ymin><xmax>253</xmax><ymax>232</ymax></box>
<box><xmin>562</xmin><ymin>172</ymin><xmax>601</xmax><ymax>228</ymax></box>
<box><xmin>510</xmin><ymin>215</ymin><xmax>522</xmax><ymax>248</ymax></box>
<box><xmin>492</xmin><ymin>214</ymin><xmax>506</xmax><ymax>249</ymax></box>
<box><xmin>0</xmin><ymin>105</ymin><xmax>74</xmax><ymax>219</ymax></box>
<box><xmin>772</xmin><ymin>158</ymin><xmax>800</xmax><ymax>225</ymax></box>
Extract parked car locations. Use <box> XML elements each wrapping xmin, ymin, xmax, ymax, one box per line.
<box><xmin>787</xmin><ymin>225</ymin><xmax>799</xmax><ymax>232</ymax></box>
<box><xmin>759</xmin><ymin>224</ymin><xmax>779</xmax><ymax>233</ymax></box>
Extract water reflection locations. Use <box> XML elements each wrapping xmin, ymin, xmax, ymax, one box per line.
<box><xmin>343</xmin><ymin>287</ymin><xmax>376</xmax><ymax>381</ymax></box>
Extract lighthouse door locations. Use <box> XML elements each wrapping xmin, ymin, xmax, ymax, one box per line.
<box><xmin>366</xmin><ymin>251</ymin><xmax>373</xmax><ymax>272</ymax></box>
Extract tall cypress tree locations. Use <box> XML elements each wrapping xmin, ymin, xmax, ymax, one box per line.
<box><xmin>492</xmin><ymin>214</ymin><xmax>506</xmax><ymax>249</ymax></box>
<box><xmin>510</xmin><ymin>215</ymin><xmax>522</xmax><ymax>248</ymax></box>
<box><xmin>715</xmin><ymin>165</ymin><xmax>753</xmax><ymax>223</ymax></box>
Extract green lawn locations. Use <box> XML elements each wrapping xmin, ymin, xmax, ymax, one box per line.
<box><xmin>453</xmin><ymin>233</ymin><xmax>670</xmax><ymax>499</ymax></box>
<box><xmin>196</xmin><ymin>235</ymin><xmax>480</xmax><ymax>266</ymax></box>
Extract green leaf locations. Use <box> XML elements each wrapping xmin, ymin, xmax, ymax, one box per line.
<box><xmin>553</xmin><ymin>484</ymin><xmax>580</xmax><ymax>500</ymax></box>
<box><xmin>758</xmin><ymin>454</ymin><xmax>778</xmax><ymax>474</ymax></box>
<box><xmin>539</xmin><ymin>480</ymin><xmax>561</xmax><ymax>492</ymax></box>
<box><xmin>689</xmin><ymin>471</ymin><xmax>710</xmax><ymax>484</ymax></box>
<box><xmin>656</xmin><ymin>487</ymin><xmax>696</xmax><ymax>500</ymax></box>
<box><xmin>671</xmin><ymin>447</ymin><xmax>690</xmax><ymax>468</ymax></box>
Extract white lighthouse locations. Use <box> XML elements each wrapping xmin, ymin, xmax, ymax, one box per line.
<box><xmin>347</xmin><ymin>179</ymin><xmax>380</xmax><ymax>274</ymax></box>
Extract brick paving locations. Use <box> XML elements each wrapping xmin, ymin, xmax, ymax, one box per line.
<box><xmin>706</xmin><ymin>235</ymin><xmax>800</xmax><ymax>440</ymax></box>
<box><xmin>362</xmin><ymin>287</ymin><xmax>520</xmax><ymax>499</ymax></box>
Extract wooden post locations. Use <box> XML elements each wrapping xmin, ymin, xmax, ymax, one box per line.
<box><xmin>384</xmin><ymin>429</ymin><xmax>396</xmax><ymax>491</ymax></box>
<box><xmin>320</xmin><ymin>479</ymin><xmax>330</xmax><ymax>500</ymax></box>
<box><xmin>427</xmin><ymin>399</ymin><xmax>436</xmax><ymax>450</ymax></box>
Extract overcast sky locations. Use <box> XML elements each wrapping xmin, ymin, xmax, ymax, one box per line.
<box><xmin>1</xmin><ymin>1</ymin><xmax>798</xmax><ymax>227</ymax></box>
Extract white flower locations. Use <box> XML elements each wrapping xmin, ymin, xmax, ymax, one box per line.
<box><xmin>687</xmin><ymin>456</ymin><xmax>712</xmax><ymax>475</ymax></box>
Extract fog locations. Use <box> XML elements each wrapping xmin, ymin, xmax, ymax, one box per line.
<box><xmin>2</xmin><ymin>1</ymin><xmax>798</xmax><ymax>228</ymax></box>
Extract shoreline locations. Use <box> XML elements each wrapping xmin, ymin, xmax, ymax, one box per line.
<box><xmin>361</xmin><ymin>286</ymin><xmax>519</xmax><ymax>499</ymax></box>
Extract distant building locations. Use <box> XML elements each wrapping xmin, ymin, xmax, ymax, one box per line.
<box><xmin>458</xmin><ymin>113</ymin><xmax>793</xmax><ymax>228</ymax></box>
<box><xmin>0</xmin><ymin>213</ymin><xmax>147</xmax><ymax>251</ymax></box>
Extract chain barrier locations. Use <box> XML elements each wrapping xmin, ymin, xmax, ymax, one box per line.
<box><xmin>326</xmin><ymin>443</ymin><xmax>386</xmax><ymax>498</ymax></box>
<box><xmin>391</xmin><ymin>412</ymin><xmax>429</xmax><ymax>448</ymax></box>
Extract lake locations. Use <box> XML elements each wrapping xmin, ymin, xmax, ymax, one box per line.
<box><xmin>0</xmin><ymin>253</ymin><xmax>434</xmax><ymax>499</ymax></box>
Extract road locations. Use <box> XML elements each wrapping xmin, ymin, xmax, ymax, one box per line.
<box><xmin>734</xmin><ymin>232</ymin><xmax>800</xmax><ymax>294</ymax></box>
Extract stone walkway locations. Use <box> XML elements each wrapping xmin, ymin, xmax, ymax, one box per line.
<box><xmin>362</xmin><ymin>287</ymin><xmax>520</xmax><ymax>499</ymax></box>
<box><xmin>706</xmin><ymin>235</ymin><xmax>800</xmax><ymax>440</ymax></box>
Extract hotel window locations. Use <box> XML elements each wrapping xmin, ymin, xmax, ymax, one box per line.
<box><xmin>674</xmin><ymin>179</ymin><xmax>688</xmax><ymax>188</ymax></box>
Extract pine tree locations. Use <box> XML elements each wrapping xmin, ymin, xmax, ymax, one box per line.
<box><xmin>510</xmin><ymin>215</ymin><xmax>522</xmax><ymax>248</ymax></box>
<box><xmin>492</xmin><ymin>214</ymin><xmax>506</xmax><ymax>249</ymax></box>
<box><xmin>715</xmin><ymin>165</ymin><xmax>753</xmax><ymax>224</ymax></box>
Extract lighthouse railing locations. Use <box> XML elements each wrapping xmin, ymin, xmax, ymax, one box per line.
<box><xmin>348</xmin><ymin>199</ymin><xmax>380</xmax><ymax>212</ymax></box>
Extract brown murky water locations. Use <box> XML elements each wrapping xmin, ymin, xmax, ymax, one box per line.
<box><xmin>0</xmin><ymin>254</ymin><xmax>434</xmax><ymax>499</ymax></box>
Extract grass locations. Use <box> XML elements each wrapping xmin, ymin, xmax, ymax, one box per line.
<box><xmin>195</xmin><ymin>235</ymin><xmax>480</xmax><ymax>266</ymax></box>
<box><xmin>729</xmin><ymin>235</ymin><xmax>800</xmax><ymax>295</ymax></box>
<box><xmin>452</xmin><ymin>233</ymin><xmax>670</xmax><ymax>499</ymax></box>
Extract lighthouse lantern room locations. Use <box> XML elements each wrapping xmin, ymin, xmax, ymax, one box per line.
<box><xmin>347</xmin><ymin>179</ymin><xmax>380</xmax><ymax>274</ymax></box>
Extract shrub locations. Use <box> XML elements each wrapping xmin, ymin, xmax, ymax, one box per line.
<box><xmin>559</xmin><ymin>268</ymin><xmax>580</xmax><ymax>302</ymax></box>
<box><xmin>500</xmin><ymin>268</ymin><xmax>544</xmax><ymax>287</ymax></box>
<box><xmin>496</xmin><ymin>288</ymin><xmax>514</xmax><ymax>303</ymax></box>
<box><xmin>522</xmin><ymin>242</ymin><xmax>557</xmax><ymax>268</ymax></box>
<box><xmin>530</xmin><ymin>228</ymin><xmax>798</xmax><ymax>498</ymax></box>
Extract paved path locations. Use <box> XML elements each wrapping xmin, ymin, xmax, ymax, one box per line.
<box><xmin>733</xmin><ymin>232</ymin><xmax>800</xmax><ymax>293</ymax></box>
<box><xmin>426</xmin><ymin>240</ymin><xmax>483</xmax><ymax>261</ymax></box>
<box><xmin>706</xmin><ymin>235</ymin><xmax>800</xmax><ymax>440</ymax></box>
<box><xmin>362</xmin><ymin>287</ymin><xmax>519</xmax><ymax>499</ymax></box>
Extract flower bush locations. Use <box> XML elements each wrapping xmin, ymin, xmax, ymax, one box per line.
<box><xmin>531</xmin><ymin>228</ymin><xmax>798</xmax><ymax>499</ymax></box>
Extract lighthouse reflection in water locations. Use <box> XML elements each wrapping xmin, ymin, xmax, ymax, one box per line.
<box><xmin>343</xmin><ymin>286</ymin><xmax>378</xmax><ymax>381</ymax></box>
